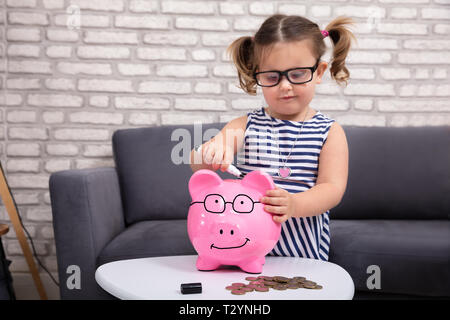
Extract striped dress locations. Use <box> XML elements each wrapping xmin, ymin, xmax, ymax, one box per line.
<box><xmin>235</xmin><ymin>107</ymin><xmax>335</xmax><ymax>261</ymax></box>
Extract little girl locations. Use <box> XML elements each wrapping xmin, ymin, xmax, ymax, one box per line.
<box><xmin>190</xmin><ymin>14</ymin><xmax>355</xmax><ymax>261</ymax></box>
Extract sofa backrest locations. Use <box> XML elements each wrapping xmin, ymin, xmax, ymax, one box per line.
<box><xmin>332</xmin><ymin>126</ymin><xmax>449</xmax><ymax>220</ymax></box>
<box><xmin>113</xmin><ymin>123</ymin><xmax>226</xmax><ymax>225</ymax></box>
<box><xmin>113</xmin><ymin>124</ymin><xmax>449</xmax><ymax>225</ymax></box>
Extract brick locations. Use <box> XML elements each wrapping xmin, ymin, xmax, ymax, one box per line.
<box><xmin>191</xmin><ymin>49</ymin><xmax>215</xmax><ymax>61</ymax></box>
<box><xmin>347</xmin><ymin>51</ymin><xmax>392</xmax><ymax>64</ymax></box>
<box><xmin>354</xmin><ymin>99</ymin><xmax>374</xmax><ymax>111</ymax></box>
<box><xmin>390</xmin><ymin>114</ymin><xmax>450</xmax><ymax>127</ymax></box>
<box><xmin>115</xmin><ymin>96</ymin><xmax>170</xmax><ymax>109</ymax></box>
<box><xmin>249</xmin><ymin>2</ymin><xmax>275</xmax><ymax>15</ymax></box>
<box><xmin>344</xmin><ymin>83</ymin><xmax>395</xmax><ymax>96</ymax></box>
<box><xmin>115</xmin><ymin>15</ymin><xmax>170</xmax><ymax>29</ymax></box>
<box><xmin>43</xmin><ymin>0</ymin><xmax>64</xmax><ymax>9</ymax></box>
<box><xmin>128</xmin><ymin>113</ymin><xmax>158</xmax><ymax>125</ymax></box>
<box><xmin>379</xmin><ymin>99</ymin><xmax>450</xmax><ymax>112</ymax></box>
<box><xmin>202</xmin><ymin>33</ymin><xmax>243</xmax><ymax>46</ymax></box>
<box><xmin>8</xmin><ymin>240</ymin><xmax>47</xmax><ymax>255</ymax></box>
<box><xmin>398</xmin><ymin>52</ymin><xmax>450</xmax><ymax>64</ymax></box>
<box><xmin>8</xmin><ymin>60</ymin><xmax>52</xmax><ymax>74</ymax></box>
<box><xmin>69</xmin><ymin>112</ymin><xmax>124</xmax><ymax>125</ymax></box>
<box><xmin>57</xmin><ymin>62</ymin><xmax>112</xmax><ymax>75</ymax></box>
<box><xmin>27</xmin><ymin>207</ymin><xmax>53</xmax><ymax>221</ymax></box>
<box><xmin>377</xmin><ymin>23</ymin><xmax>428</xmax><ymax>35</ymax></box>
<box><xmin>7</xmin><ymin>28</ymin><xmax>41</xmax><ymax>42</ymax></box>
<box><xmin>175</xmin><ymin>98</ymin><xmax>227</xmax><ymax>111</ymax></box>
<box><xmin>13</xmin><ymin>192</ymin><xmax>40</xmax><ymax>205</ymax></box>
<box><xmin>422</xmin><ymin>8</ymin><xmax>450</xmax><ymax>19</ymax></box>
<box><xmin>0</xmin><ymin>93</ymin><xmax>22</xmax><ymax>106</ymax></box>
<box><xmin>220</xmin><ymin>2</ymin><xmax>245</xmax><ymax>15</ymax></box>
<box><xmin>69</xmin><ymin>0</ymin><xmax>124</xmax><ymax>12</ymax></box>
<box><xmin>78</xmin><ymin>79</ymin><xmax>133</xmax><ymax>93</ymax></box>
<box><xmin>231</xmin><ymin>98</ymin><xmax>265</xmax><ymax>110</ymax></box>
<box><xmin>379</xmin><ymin>68</ymin><xmax>411</xmax><ymax>80</ymax></box>
<box><xmin>54</xmin><ymin>128</ymin><xmax>110</xmax><ymax>141</ymax></box>
<box><xmin>7</xmin><ymin>78</ymin><xmax>40</xmax><ymax>90</ymax></box>
<box><xmin>6</xmin><ymin>159</ymin><xmax>40</xmax><ymax>173</ymax></box>
<box><xmin>434</xmin><ymin>24</ymin><xmax>450</xmax><ymax>34</ymax></box>
<box><xmin>310</xmin><ymin>5</ymin><xmax>331</xmax><ymax>18</ymax></box>
<box><xmin>83</xmin><ymin>144</ymin><xmax>113</xmax><ymax>157</ymax></box>
<box><xmin>354</xmin><ymin>38</ymin><xmax>398</xmax><ymax>50</ymax></box>
<box><xmin>194</xmin><ymin>82</ymin><xmax>222</xmax><ymax>94</ymax></box>
<box><xmin>46</xmin><ymin>29</ymin><xmax>79</xmax><ymax>42</ymax></box>
<box><xmin>8</xmin><ymin>12</ymin><xmax>49</xmax><ymax>26</ymax></box>
<box><xmin>213</xmin><ymin>65</ymin><xmax>236</xmax><ymax>77</ymax></box>
<box><xmin>6</xmin><ymin>143</ymin><xmax>40</xmax><ymax>156</ymax></box>
<box><xmin>28</xmin><ymin>94</ymin><xmax>83</xmax><ymax>107</ymax></box>
<box><xmin>334</xmin><ymin>6</ymin><xmax>386</xmax><ymax>18</ymax></box>
<box><xmin>137</xmin><ymin>48</ymin><xmax>187</xmax><ymax>60</ymax></box>
<box><xmin>84</xmin><ymin>31</ymin><xmax>138</xmax><ymax>44</ymax></box>
<box><xmin>334</xmin><ymin>114</ymin><xmax>387</xmax><ymax>127</ymax></box>
<box><xmin>44</xmin><ymin>159</ymin><xmax>71</xmax><ymax>173</ymax></box>
<box><xmin>44</xmin><ymin>78</ymin><xmax>76</xmax><ymax>91</ymax></box>
<box><xmin>348</xmin><ymin>68</ymin><xmax>376</xmax><ymax>80</ymax></box>
<box><xmin>403</xmin><ymin>40</ymin><xmax>450</xmax><ymax>50</ymax></box>
<box><xmin>77</xmin><ymin>46</ymin><xmax>130</xmax><ymax>59</ymax></box>
<box><xmin>7</xmin><ymin>174</ymin><xmax>49</xmax><ymax>189</ymax></box>
<box><xmin>157</xmin><ymin>64</ymin><xmax>208</xmax><ymax>77</ymax></box>
<box><xmin>234</xmin><ymin>17</ymin><xmax>265</xmax><ymax>31</ymax></box>
<box><xmin>129</xmin><ymin>0</ymin><xmax>158</xmax><ymax>13</ymax></box>
<box><xmin>138</xmin><ymin>81</ymin><xmax>191</xmax><ymax>94</ymax></box>
<box><xmin>9</xmin><ymin>127</ymin><xmax>48</xmax><ymax>140</ymax></box>
<box><xmin>7</xmin><ymin>44</ymin><xmax>40</xmax><ymax>57</ymax></box>
<box><xmin>162</xmin><ymin>1</ymin><xmax>215</xmax><ymax>14</ymax></box>
<box><xmin>161</xmin><ymin>113</ymin><xmax>216</xmax><ymax>125</ymax></box>
<box><xmin>75</xmin><ymin>159</ymin><xmax>115</xmax><ymax>169</ymax></box>
<box><xmin>309</xmin><ymin>98</ymin><xmax>350</xmax><ymax>111</ymax></box>
<box><xmin>7</xmin><ymin>110</ymin><xmax>37</xmax><ymax>123</ymax></box>
<box><xmin>46</xmin><ymin>144</ymin><xmax>79</xmax><ymax>156</ymax></box>
<box><xmin>89</xmin><ymin>95</ymin><xmax>109</xmax><ymax>108</ymax></box>
<box><xmin>42</xmin><ymin>111</ymin><xmax>64</xmax><ymax>124</ymax></box>
<box><xmin>176</xmin><ymin>17</ymin><xmax>229</xmax><ymax>31</ymax></box>
<box><xmin>46</xmin><ymin>46</ymin><xmax>72</xmax><ymax>58</ymax></box>
<box><xmin>54</xmin><ymin>14</ymin><xmax>110</xmax><ymax>28</ymax></box>
<box><xmin>278</xmin><ymin>4</ymin><xmax>306</xmax><ymax>16</ymax></box>
<box><xmin>118</xmin><ymin>63</ymin><xmax>151</xmax><ymax>76</ymax></box>
<box><xmin>6</xmin><ymin>0</ymin><xmax>37</xmax><ymax>8</ymax></box>
<box><xmin>390</xmin><ymin>7</ymin><xmax>417</xmax><ymax>19</ymax></box>
<box><xmin>143</xmin><ymin>32</ymin><xmax>198</xmax><ymax>46</ymax></box>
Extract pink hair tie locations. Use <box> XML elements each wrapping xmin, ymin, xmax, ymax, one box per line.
<box><xmin>321</xmin><ymin>30</ymin><xmax>329</xmax><ymax>38</ymax></box>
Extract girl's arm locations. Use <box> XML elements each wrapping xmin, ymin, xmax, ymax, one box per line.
<box><xmin>189</xmin><ymin>115</ymin><xmax>247</xmax><ymax>173</ymax></box>
<box><xmin>262</xmin><ymin>122</ymin><xmax>349</xmax><ymax>222</ymax></box>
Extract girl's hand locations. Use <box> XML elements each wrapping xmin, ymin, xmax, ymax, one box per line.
<box><xmin>201</xmin><ymin>139</ymin><xmax>234</xmax><ymax>172</ymax></box>
<box><xmin>260</xmin><ymin>187</ymin><xmax>296</xmax><ymax>223</ymax></box>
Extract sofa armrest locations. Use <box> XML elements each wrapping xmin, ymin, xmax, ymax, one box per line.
<box><xmin>49</xmin><ymin>167</ymin><xmax>125</xmax><ymax>299</ymax></box>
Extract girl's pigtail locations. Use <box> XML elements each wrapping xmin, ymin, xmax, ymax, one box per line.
<box><xmin>227</xmin><ymin>36</ymin><xmax>257</xmax><ymax>95</ymax></box>
<box><xmin>324</xmin><ymin>16</ymin><xmax>357</xmax><ymax>87</ymax></box>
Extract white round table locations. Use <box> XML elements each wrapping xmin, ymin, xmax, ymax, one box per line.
<box><xmin>95</xmin><ymin>255</ymin><xmax>354</xmax><ymax>300</ymax></box>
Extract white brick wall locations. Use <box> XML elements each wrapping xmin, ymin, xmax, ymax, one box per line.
<box><xmin>0</xmin><ymin>0</ymin><xmax>449</xmax><ymax>299</ymax></box>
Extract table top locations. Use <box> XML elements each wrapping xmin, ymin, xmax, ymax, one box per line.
<box><xmin>95</xmin><ymin>255</ymin><xmax>354</xmax><ymax>300</ymax></box>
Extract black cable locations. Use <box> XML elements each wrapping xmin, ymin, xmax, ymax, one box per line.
<box><xmin>0</xmin><ymin>161</ymin><xmax>59</xmax><ymax>287</ymax></box>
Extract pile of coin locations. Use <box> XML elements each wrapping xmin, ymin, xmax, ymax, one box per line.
<box><xmin>226</xmin><ymin>275</ymin><xmax>322</xmax><ymax>295</ymax></box>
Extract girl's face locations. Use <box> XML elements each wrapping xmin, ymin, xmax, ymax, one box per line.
<box><xmin>257</xmin><ymin>40</ymin><xmax>327</xmax><ymax>121</ymax></box>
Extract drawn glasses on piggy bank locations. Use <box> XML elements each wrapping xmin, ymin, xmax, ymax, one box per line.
<box><xmin>190</xmin><ymin>194</ymin><xmax>261</xmax><ymax>214</ymax></box>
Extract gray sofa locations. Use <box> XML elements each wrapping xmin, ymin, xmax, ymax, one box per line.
<box><xmin>49</xmin><ymin>123</ymin><xmax>450</xmax><ymax>300</ymax></box>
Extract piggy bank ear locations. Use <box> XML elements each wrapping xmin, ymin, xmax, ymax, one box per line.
<box><xmin>189</xmin><ymin>169</ymin><xmax>223</xmax><ymax>198</ymax></box>
<box><xmin>241</xmin><ymin>170</ymin><xmax>276</xmax><ymax>195</ymax></box>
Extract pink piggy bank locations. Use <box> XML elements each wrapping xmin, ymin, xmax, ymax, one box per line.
<box><xmin>187</xmin><ymin>169</ymin><xmax>281</xmax><ymax>273</ymax></box>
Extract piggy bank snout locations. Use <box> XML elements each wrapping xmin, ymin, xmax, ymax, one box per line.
<box><xmin>212</xmin><ymin>222</ymin><xmax>242</xmax><ymax>243</ymax></box>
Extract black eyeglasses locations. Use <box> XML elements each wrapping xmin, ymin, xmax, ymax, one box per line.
<box><xmin>190</xmin><ymin>194</ymin><xmax>261</xmax><ymax>214</ymax></box>
<box><xmin>254</xmin><ymin>60</ymin><xmax>319</xmax><ymax>87</ymax></box>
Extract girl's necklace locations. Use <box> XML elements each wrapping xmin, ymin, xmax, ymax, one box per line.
<box><xmin>267</xmin><ymin>108</ymin><xmax>309</xmax><ymax>179</ymax></box>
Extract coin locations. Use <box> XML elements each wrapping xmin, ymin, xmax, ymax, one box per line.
<box><xmin>293</xmin><ymin>276</ymin><xmax>306</xmax><ymax>282</ymax></box>
<box><xmin>312</xmin><ymin>285</ymin><xmax>323</xmax><ymax>290</ymax></box>
<box><xmin>255</xmin><ymin>287</ymin><xmax>269</xmax><ymax>292</ymax></box>
<box><xmin>303</xmin><ymin>282</ymin><xmax>316</xmax><ymax>289</ymax></box>
<box><xmin>241</xmin><ymin>287</ymin><xmax>254</xmax><ymax>292</ymax></box>
<box><xmin>287</xmin><ymin>284</ymin><xmax>300</xmax><ymax>289</ymax></box>
<box><xmin>263</xmin><ymin>281</ymin><xmax>277</xmax><ymax>287</ymax></box>
<box><xmin>273</xmin><ymin>284</ymin><xmax>288</xmax><ymax>290</ymax></box>
<box><xmin>273</xmin><ymin>276</ymin><xmax>290</xmax><ymax>283</ymax></box>
<box><xmin>245</xmin><ymin>276</ymin><xmax>259</xmax><ymax>281</ymax></box>
<box><xmin>225</xmin><ymin>285</ymin><xmax>238</xmax><ymax>290</ymax></box>
<box><xmin>231</xmin><ymin>289</ymin><xmax>246</xmax><ymax>295</ymax></box>
<box><xmin>231</xmin><ymin>283</ymin><xmax>245</xmax><ymax>287</ymax></box>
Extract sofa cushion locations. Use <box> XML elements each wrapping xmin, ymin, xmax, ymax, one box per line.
<box><xmin>332</xmin><ymin>126</ymin><xmax>450</xmax><ymax>220</ymax></box>
<box><xmin>113</xmin><ymin>123</ymin><xmax>226</xmax><ymax>225</ymax></box>
<box><xmin>329</xmin><ymin>219</ymin><xmax>450</xmax><ymax>297</ymax></box>
<box><xmin>97</xmin><ymin>220</ymin><xmax>196</xmax><ymax>267</ymax></box>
